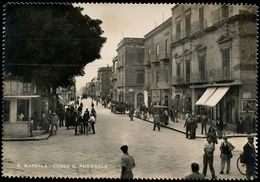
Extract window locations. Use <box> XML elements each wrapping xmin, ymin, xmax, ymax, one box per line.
<box><xmin>165</xmin><ymin>66</ymin><xmax>169</xmax><ymax>83</ymax></box>
<box><xmin>148</xmin><ymin>48</ymin><xmax>151</xmax><ymax>55</ymax></box>
<box><xmin>222</xmin><ymin>48</ymin><xmax>231</xmax><ymax>79</ymax></box>
<box><xmin>199</xmin><ymin>7</ymin><xmax>204</xmax><ymax>29</ymax></box>
<box><xmin>165</xmin><ymin>39</ymin><xmax>169</xmax><ymax>56</ymax></box>
<box><xmin>147</xmin><ymin>71</ymin><xmax>151</xmax><ymax>84</ymax></box>
<box><xmin>185</xmin><ymin>10</ymin><xmax>191</xmax><ymax>36</ymax></box>
<box><xmin>23</xmin><ymin>83</ymin><xmax>31</xmax><ymax>94</ymax></box>
<box><xmin>156</xmin><ymin>44</ymin><xmax>160</xmax><ymax>55</ymax></box>
<box><xmin>177</xmin><ymin>62</ymin><xmax>181</xmax><ymax>76</ymax></box>
<box><xmin>176</xmin><ymin>17</ymin><xmax>181</xmax><ymax>39</ymax></box>
<box><xmin>3</xmin><ymin>100</ymin><xmax>10</xmax><ymax>122</ymax></box>
<box><xmin>156</xmin><ymin>71</ymin><xmax>159</xmax><ymax>87</ymax></box>
<box><xmin>136</xmin><ymin>71</ymin><xmax>144</xmax><ymax>84</ymax></box>
<box><xmin>197</xmin><ymin>48</ymin><xmax>206</xmax><ymax>81</ymax></box>
<box><xmin>185</xmin><ymin>58</ymin><xmax>191</xmax><ymax>82</ymax></box>
<box><xmin>17</xmin><ymin>99</ymin><xmax>29</xmax><ymax>121</ymax></box>
<box><xmin>222</xmin><ymin>6</ymin><xmax>229</xmax><ymax>18</ymax></box>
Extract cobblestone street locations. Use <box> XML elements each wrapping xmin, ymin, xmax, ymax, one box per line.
<box><xmin>3</xmin><ymin>99</ymin><xmax>248</xmax><ymax>179</ymax></box>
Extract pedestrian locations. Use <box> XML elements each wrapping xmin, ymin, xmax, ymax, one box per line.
<box><xmin>50</xmin><ymin>112</ymin><xmax>59</xmax><ymax>135</ymax></box>
<box><xmin>237</xmin><ymin>112</ymin><xmax>244</xmax><ymax>134</ymax></box>
<box><xmin>91</xmin><ymin>101</ymin><xmax>94</xmax><ymax>108</ymax></box>
<box><xmin>184</xmin><ymin>113</ymin><xmax>191</xmax><ymax>139</ymax></box>
<box><xmin>65</xmin><ymin>108</ymin><xmax>70</xmax><ymax>130</ymax></box>
<box><xmin>243</xmin><ymin>136</ymin><xmax>256</xmax><ymax>180</ymax></box>
<box><xmin>201</xmin><ymin>114</ymin><xmax>208</xmax><ymax>135</ymax></box>
<box><xmin>173</xmin><ymin>109</ymin><xmax>178</xmax><ymax>123</ymax></box>
<box><xmin>75</xmin><ymin>115</ymin><xmax>83</xmax><ymax>135</ymax></box>
<box><xmin>129</xmin><ymin>104</ymin><xmax>134</xmax><ymax>121</ymax></box>
<box><xmin>219</xmin><ymin>136</ymin><xmax>235</xmax><ymax>174</ymax></box>
<box><xmin>41</xmin><ymin>113</ymin><xmax>49</xmax><ymax>134</ymax></box>
<box><xmin>89</xmin><ymin>113</ymin><xmax>96</xmax><ymax>134</ymax></box>
<box><xmin>163</xmin><ymin>109</ymin><xmax>169</xmax><ymax>125</ymax></box>
<box><xmin>91</xmin><ymin>108</ymin><xmax>97</xmax><ymax>118</ymax></box>
<box><xmin>120</xmin><ymin>145</ymin><xmax>135</xmax><ymax>179</ymax></box>
<box><xmin>83</xmin><ymin>109</ymin><xmax>90</xmax><ymax>134</ymax></box>
<box><xmin>153</xmin><ymin>113</ymin><xmax>161</xmax><ymax>131</ymax></box>
<box><xmin>203</xmin><ymin>136</ymin><xmax>217</xmax><ymax>179</ymax></box>
<box><xmin>185</xmin><ymin>163</ymin><xmax>205</xmax><ymax>180</ymax></box>
<box><xmin>189</xmin><ymin>113</ymin><xmax>197</xmax><ymax>139</ymax></box>
<box><xmin>207</xmin><ymin>125</ymin><xmax>218</xmax><ymax>147</ymax></box>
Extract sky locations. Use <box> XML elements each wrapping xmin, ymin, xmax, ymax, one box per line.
<box><xmin>74</xmin><ymin>3</ymin><xmax>175</xmax><ymax>93</ymax></box>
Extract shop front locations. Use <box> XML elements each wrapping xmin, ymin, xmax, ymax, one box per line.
<box><xmin>3</xmin><ymin>95</ymin><xmax>41</xmax><ymax>138</ymax></box>
<box><xmin>194</xmin><ymin>83</ymin><xmax>244</xmax><ymax>131</ymax></box>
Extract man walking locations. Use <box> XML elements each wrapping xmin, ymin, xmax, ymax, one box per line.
<box><xmin>184</xmin><ymin>113</ymin><xmax>191</xmax><ymax>139</ymax></box>
<box><xmin>185</xmin><ymin>163</ymin><xmax>205</xmax><ymax>180</ymax></box>
<box><xmin>89</xmin><ymin>113</ymin><xmax>96</xmax><ymax>134</ymax></box>
<box><xmin>219</xmin><ymin>136</ymin><xmax>235</xmax><ymax>174</ymax></box>
<box><xmin>243</xmin><ymin>136</ymin><xmax>256</xmax><ymax>180</ymax></box>
<box><xmin>120</xmin><ymin>145</ymin><xmax>135</xmax><ymax>179</ymax></box>
<box><xmin>203</xmin><ymin>136</ymin><xmax>217</xmax><ymax>179</ymax></box>
<box><xmin>153</xmin><ymin>113</ymin><xmax>161</xmax><ymax>131</ymax></box>
<box><xmin>83</xmin><ymin>109</ymin><xmax>90</xmax><ymax>134</ymax></box>
<box><xmin>189</xmin><ymin>113</ymin><xmax>197</xmax><ymax>139</ymax></box>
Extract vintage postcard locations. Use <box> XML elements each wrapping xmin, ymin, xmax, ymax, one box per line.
<box><xmin>2</xmin><ymin>2</ymin><xmax>257</xmax><ymax>180</ymax></box>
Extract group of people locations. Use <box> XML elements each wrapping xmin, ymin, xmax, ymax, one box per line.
<box><xmin>64</xmin><ymin>101</ymin><xmax>97</xmax><ymax>135</ymax></box>
<box><xmin>27</xmin><ymin>110</ymin><xmax>60</xmax><ymax>137</ymax></box>
<box><xmin>120</xmin><ymin>136</ymin><xmax>256</xmax><ymax>180</ymax></box>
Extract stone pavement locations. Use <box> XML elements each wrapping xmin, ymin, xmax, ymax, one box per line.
<box><xmin>2</xmin><ymin>98</ymin><xmax>249</xmax><ymax>179</ymax></box>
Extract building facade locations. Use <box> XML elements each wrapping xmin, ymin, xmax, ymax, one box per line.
<box><xmin>144</xmin><ymin>17</ymin><xmax>172</xmax><ymax>107</ymax></box>
<box><xmin>110</xmin><ymin>56</ymin><xmax>118</xmax><ymax>101</ymax></box>
<box><xmin>171</xmin><ymin>4</ymin><xmax>257</xmax><ymax>129</ymax></box>
<box><xmin>98</xmin><ymin>66</ymin><xmax>112</xmax><ymax>100</ymax></box>
<box><xmin>116</xmin><ymin>38</ymin><xmax>145</xmax><ymax>108</ymax></box>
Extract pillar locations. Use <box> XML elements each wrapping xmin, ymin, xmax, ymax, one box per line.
<box><xmin>10</xmin><ymin>99</ymin><xmax>17</xmax><ymax>123</ymax></box>
<box><xmin>144</xmin><ymin>90</ymin><xmax>148</xmax><ymax>107</ymax></box>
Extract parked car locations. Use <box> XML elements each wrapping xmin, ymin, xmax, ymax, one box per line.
<box><xmin>112</xmin><ymin>102</ymin><xmax>126</xmax><ymax>114</ymax></box>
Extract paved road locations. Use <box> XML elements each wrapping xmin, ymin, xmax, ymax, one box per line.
<box><xmin>3</xmin><ymin>98</ymin><xmax>248</xmax><ymax>179</ymax></box>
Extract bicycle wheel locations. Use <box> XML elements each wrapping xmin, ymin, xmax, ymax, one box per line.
<box><xmin>237</xmin><ymin>157</ymin><xmax>247</xmax><ymax>175</ymax></box>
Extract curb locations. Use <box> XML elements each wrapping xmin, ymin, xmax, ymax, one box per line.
<box><xmin>133</xmin><ymin>116</ymin><xmax>257</xmax><ymax>139</ymax></box>
<box><xmin>2</xmin><ymin>134</ymin><xmax>50</xmax><ymax>141</ymax></box>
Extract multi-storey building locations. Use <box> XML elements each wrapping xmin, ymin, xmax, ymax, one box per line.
<box><xmin>110</xmin><ymin>56</ymin><xmax>118</xmax><ymax>101</ymax></box>
<box><xmin>116</xmin><ymin>38</ymin><xmax>145</xmax><ymax>108</ymax></box>
<box><xmin>144</xmin><ymin>17</ymin><xmax>172</xmax><ymax>107</ymax></box>
<box><xmin>171</xmin><ymin>4</ymin><xmax>257</xmax><ymax>129</ymax></box>
<box><xmin>97</xmin><ymin>66</ymin><xmax>112</xmax><ymax>100</ymax></box>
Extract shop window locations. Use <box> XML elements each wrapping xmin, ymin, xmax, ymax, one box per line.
<box><xmin>17</xmin><ymin>99</ymin><xmax>29</xmax><ymax>121</ymax></box>
<box><xmin>3</xmin><ymin>100</ymin><xmax>10</xmax><ymax>122</ymax></box>
<box><xmin>165</xmin><ymin>95</ymin><xmax>169</xmax><ymax>106</ymax></box>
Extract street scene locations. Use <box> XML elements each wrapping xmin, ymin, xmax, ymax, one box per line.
<box><xmin>2</xmin><ymin>3</ymin><xmax>257</xmax><ymax>180</ymax></box>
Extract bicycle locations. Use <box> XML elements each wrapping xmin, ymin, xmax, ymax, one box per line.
<box><xmin>237</xmin><ymin>154</ymin><xmax>247</xmax><ymax>175</ymax></box>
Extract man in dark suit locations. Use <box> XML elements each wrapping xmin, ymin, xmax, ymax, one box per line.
<box><xmin>243</xmin><ymin>136</ymin><xmax>256</xmax><ymax>180</ymax></box>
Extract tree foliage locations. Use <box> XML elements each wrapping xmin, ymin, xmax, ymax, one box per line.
<box><xmin>5</xmin><ymin>4</ymin><xmax>106</xmax><ymax>87</ymax></box>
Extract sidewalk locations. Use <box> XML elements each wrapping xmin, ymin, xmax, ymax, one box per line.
<box><xmin>2</xmin><ymin>133</ymin><xmax>50</xmax><ymax>141</ymax></box>
<box><xmin>129</xmin><ymin>111</ymin><xmax>257</xmax><ymax>138</ymax></box>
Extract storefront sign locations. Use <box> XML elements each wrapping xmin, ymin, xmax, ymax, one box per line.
<box><xmin>242</xmin><ymin>99</ymin><xmax>256</xmax><ymax>112</ymax></box>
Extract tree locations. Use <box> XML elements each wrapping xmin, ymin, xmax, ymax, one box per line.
<box><xmin>5</xmin><ymin>4</ymin><xmax>106</xmax><ymax>89</ymax></box>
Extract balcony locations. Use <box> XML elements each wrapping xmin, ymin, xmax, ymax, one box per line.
<box><xmin>191</xmin><ymin>20</ymin><xmax>208</xmax><ymax>34</ymax></box>
<box><xmin>211</xmin><ymin>6</ymin><xmax>230</xmax><ymax>24</ymax></box>
<box><xmin>158</xmin><ymin>52</ymin><xmax>170</xmax><ymax>62</ymax></box>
